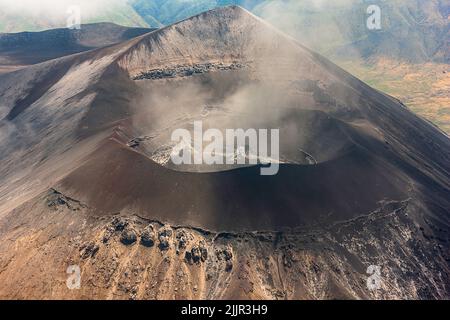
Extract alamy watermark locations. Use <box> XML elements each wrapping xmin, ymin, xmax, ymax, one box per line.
<box><xmin>170</xmin><ymin>121</ymin><xmax>280</xmax><ymax>175</ymax></box>
<box><xmin>66</xmin><ymin>265</ymin><xmax>81</xmax><ymax>290</ymax></box>
<box><xmin>366</xmin><ymin>265</ymin><xmax>382</xmax><ymax>291</ymax></box>
<box><xmin>366</xmin><ymin>2</ymin><xmax>382</xmax><ymax>30</ymax></box>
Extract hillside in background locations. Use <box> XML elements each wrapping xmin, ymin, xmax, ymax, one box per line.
<box><xmin>0</xmin><ymin>0</ymin><xmax>149</xmax><ymax>33</ymax></box>
<box><xmin>260</xmin><ymin>0</ymin><xmax>449</xmax><ymax>64</ymax></box>
<box><xmin>0</xmin><ymin>23</ymin><xmax>154</xmax><ymax>73</ymax></box>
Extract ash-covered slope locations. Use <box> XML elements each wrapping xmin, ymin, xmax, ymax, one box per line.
<box><xmin>0</xmin><ymin>6</ymin><xmax>449</xmax><ymax>299</ymax></box>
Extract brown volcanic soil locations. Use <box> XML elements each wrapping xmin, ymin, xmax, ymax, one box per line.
<box><xmin>0</xmin><ymin>191</ymin><xmax>448</xmax><ymax>300</ymax></box>
<box><xmin>0</xmin><ymin>6</ymin><xmax>449</xmax><ymax>299</ymax></box>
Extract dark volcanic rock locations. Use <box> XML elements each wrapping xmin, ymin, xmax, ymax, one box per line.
<box><xmin>216</xmin><ymin>246</ymin><xmax>233</xmax><ymax>271</ymax></box>
<box><xmin>158</xmin><ymin>226</ymin><xmax>173</xmax><ymax>251</ymax></box>
<box><xmin>102</xmin><ymin>227</ymin><xmax>114</xmax><ymax>244</ymax></box>
<box><xmin>223</xmin><ymin>247</ymin><xmax>233</xmax><ymax>261</ymax></box>
<box><xmin>45</xmin><ymin>189</ymin><xmax>85</xmax><ymax>211</ymax></box>
<box><xmin>191</xmin><ymin>246</ymin><xmax>201</xmax><ymax>263</ymax></box>
<box><xmin>46</xmin><ymin>189</ymin><xmax>68</xmax><ymax>208</ymax></box>
<box><xmin>159</xmin><ymin>237</ymin><xmax>170</xmax><ymax>250</ymax></box>
<box><xmin>120</xmin><ymin>228</ymin><xmax>137</xmax><ymax>245</ymax></box>
<box><xmin>199</xmin><ymin>241</ymin><xmax>208</xmax><ymax>262</ymax></box>
<box><xmin>176</xmin><ymin>230</ymin><xmax>189</xmax><ymax>250</ymax></box>
<box><xmin>81</xmin><ymin>242</ymin><xmax>99</xmax><ymax>259</ymax></box>
<box><xmin>132</xmin><ymin>62</ymin><xmax>246</xmax><ymax>80</ymax></box>
<box><xmin>127</xmin><ymin>136</ymin><xmax>153</xmax><ymax>149</ymax></box>
<box><xmin>141</xmin><ymin>225</ymin><xmax>155</xmax><ymax>247</ymax></box>
<box><xmin>185</xmin><ymin>251</ymin><xmax>193</xmax><ymax>265</ymax></box>
<box><xmin>185</xmin><ymin>242</ymin><xmax>208</xmax><ymax>265</ymax></box>
<box><xmin>225</xmin><ymin>260</ymin><xmax>233</xmax><ymax>272</ymax></box>
<box><xmin>112</xmin><ymin>217</ymin><xmax>128</xmax><ymax>231</ymax></box>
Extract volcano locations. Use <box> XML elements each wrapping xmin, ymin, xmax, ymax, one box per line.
<box><xmin>0</xmin><ymin>6</ymin><xmax>449</xmax><ymax>300</ymax></box>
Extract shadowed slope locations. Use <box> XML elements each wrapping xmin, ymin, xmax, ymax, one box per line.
<box><xmin>59</xmin><ymin>137</ymin><xmax>408</xmax><ymax>231</ymax></box>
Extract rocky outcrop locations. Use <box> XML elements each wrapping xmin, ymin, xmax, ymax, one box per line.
<box><xmin>127</xmin><ymin>136</ymin><xmax>154</xmax><ymax>148</ymax></box>
<box><xmin>0</xmin><ymin>198</ymin><xmax>449</xmax><ymax>300</ymax></box>
<box><xmin>141</xmin><ymin>225</ymin><xmax>156</xmax><ymax>247</ymax></box>
<box><xmin>132</xmin><ymin>62</ymin><xmax>247</xmax><ymax>80</ymax></box>
<box><xmin>80</xmin><ymin>242</ymin><xmax>99</xmax><ymax>259</ymax></box>
<box><xmin>120</xmin><ymin>228</ymin><xmax>138</xmax><ymax>245</ymax></box>
<box><xmin>45</xmin><ymin>189</ymin><xmax>86</xmax><ymax>211</ymax></box>
<box><xmin>158</xmin><ymin>226</ymin><xmax>173</xmax><ymax>251</ymax></box>
<box><xmin>176</xmin><ymin>230</ymin><xmax>188</xmax><ymax>251</ymax></box>
<box><xmin>185</xmin><ymin>241</ymin><xmax>209</xmax><ymax>265</ymax></box>
<box><xmin>111</xmin><ymin>217</ymin><xmax>129</xmax><ymax>231</ymax></box>
<box><xmin>217</xmin><ymin>246</ymin><xmax>233</xmax><ymax>272</ymax></box>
